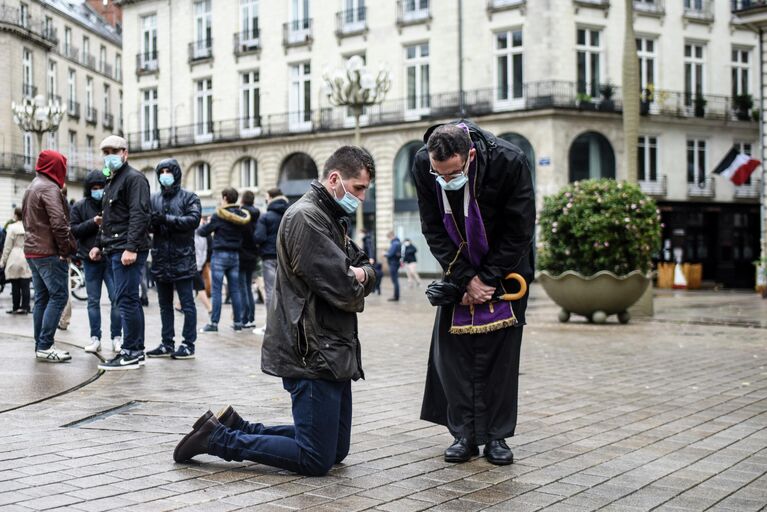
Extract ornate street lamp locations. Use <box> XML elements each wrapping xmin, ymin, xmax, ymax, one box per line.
<box><xmin>12</xmin><ymin>95</ymin><xmax>65</xmax><ymax>154</ymax></box>
<box><xmin>323</xmin><ymin>55</ymin><xmax>391</xmax><ymax>231</ymax></box>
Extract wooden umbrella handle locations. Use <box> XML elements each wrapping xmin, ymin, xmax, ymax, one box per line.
<box><xmin>498</xmin><ymin>273</ymin><xmax>527</xmax><ymax>301</ymax></box>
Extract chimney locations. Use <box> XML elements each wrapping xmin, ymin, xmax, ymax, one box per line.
<box><xmin>86</xmin><ymin>0</ymin><xmax>123</xmax><ymax>29</ymax></box>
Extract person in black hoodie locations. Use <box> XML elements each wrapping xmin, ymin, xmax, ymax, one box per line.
<box><xmin>71</xmin><ymin>170</ymin><xmax>123</xmax><ymax>354</ymax></box>
<box><xmin>146</xmin><ymin>159</ymin><xmax>202</xmax><ymax>360</ymax></box>
<box><xmin>237</xmin><ymin>190</ymin><xmax>260</xmax><ymax>329</ymax></box>
<box><xmin>89</xmin><ymin>135</ymin><xmax>152</xmax><ymax>370</ymax></box>
<box><xmin>251</xmin><ymin>187</ymin><xmax>288</xmax><ymax>335</ymax></box>
<box><xmin>196</xmin><ymin>187</ymin><xmax>251</xmax><ymax>332</ymax></box>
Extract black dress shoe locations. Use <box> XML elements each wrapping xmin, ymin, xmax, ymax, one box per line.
<box><xmin>216</xmin><ymin>405</ymin><xmax>243</xmax><ymax>429</ymax></box>
<box><xmin>173</xmin><ymin>411</ymin><xmax>220</xmax><ymax>462</ymax></box>
<box><xmin>484</xmin><ymin>439</ymin><xmax>514</xmax><ymax>465</ymax></box>
<box><xmin>444</xmin><ymin>437</ymin><xmax>478</xmax><ymax>463</ymax></box>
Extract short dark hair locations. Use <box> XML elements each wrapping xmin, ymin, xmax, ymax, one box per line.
<box><xmin>322</xmin><ymin>146</ymin><xmax>375</xmax><ymax>181</ymax></box>
<box><xmin>267</xmin><ymin>187</ymin><xmax>283</xmax><ymax>198</ymax></box>
<box><xmin>222</xmin><ymin>187</ymin><xmax>239</xmax><ymax>204</ymax></box>
<box><xmin>427</xmin><ymin>124</ymin><xmax>472</xmax><ymax>162</ymax></box>
<box><xmin>14</xmin><ymin>207</ymin><xmax>22</xmax><ymax>219</ymax></box>
<box><xmin>241</xmin><ymin>190</ymin><xmax>255</xmax><ymax>206</ymax></box>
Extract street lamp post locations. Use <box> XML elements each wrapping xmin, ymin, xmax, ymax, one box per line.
<box><xmin>12</xmin><ymin>95</ymin><xmax>65</xmax><ymax>156</ymax></box>
<box><xmin>322</xmin><ymin>55</ymin><xmax>391</xmax><ymax>232</ymax></box>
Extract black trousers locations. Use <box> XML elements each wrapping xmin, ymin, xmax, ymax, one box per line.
<box><xmin>10</xmin><ymin>278</ymin><xmax>31</xmax><ymax>311</ymax></box>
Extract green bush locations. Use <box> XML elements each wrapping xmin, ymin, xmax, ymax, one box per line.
<box><xmin>537</xmin><ymin>179</ymin><xmax>662</xmax><ymax>276</ymax></box>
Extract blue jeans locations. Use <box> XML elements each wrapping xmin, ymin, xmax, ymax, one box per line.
<box><xmin>239</xmin><ymin>266</ymin><xmax>255</xmax><ymax>325</ymax></box>
<box><xmin>388</xmin><ymin>258</ymin><xmax>400</xmax><ymax>299</ymax></box>
<box><xmin>27</xmin><ymin>256</ymin><xmax>69</xmax><ymax>351</ymax></box>
<box><xmin>83</xmin><ymin>259</ymin><xmax>122</xmax><ymax>340</ymax></box>
<box><xmin>210</xmin><ymin>250</ymin><xmax>242</xmax><ymax>325</ymax></box>
<box><xmin>110</xmin><ymin>251</ymin><xmax>148</xmax><ymax>353</ymax></box>
<box><xmin>208</xmin><ymin>378</ymin><xmax>352</xmax><ymax>476</ymax></box>
<box><xmin>156</xmin><ymin>278</ymin><xmax>196</xmax><ymax>348</ymax></box>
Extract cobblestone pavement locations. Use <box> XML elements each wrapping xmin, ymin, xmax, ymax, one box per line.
<box><xmin>0</xmin><ymin>283</ymin><xmax>765</xmax><ymax>512</ymax></box>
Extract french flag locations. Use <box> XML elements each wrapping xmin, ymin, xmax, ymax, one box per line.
<box><xmin>713</xmin><ymin>146</ymin><xmax>761</xmax><ymax>186</ymax></box>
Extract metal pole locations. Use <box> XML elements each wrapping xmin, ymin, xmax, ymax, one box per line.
<box><xmin>760</xmin><ymin>28</ymin><xmax>766</xmax><ymax>296</ymax></box>
<box><xmin>458</xmin><ymin>0</ymin><xmax>464</xmax><ymax>116</ymax></box>
<box><xmin>354</xmin><ymin>110</ymin><xmax>363</xmax><ymax>232</ymax></box>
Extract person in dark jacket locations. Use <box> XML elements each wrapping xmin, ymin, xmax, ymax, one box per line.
<box><xmin>71</xmin><ymin>170</ymin><xmax>122</xmax><ymax>353</ymax></box>
<box><xmin>196</xmin><ymin>187</ymin><xmax>251</xmax><ymax>332</ymax></box>
<box><xmin>237</xmin><ymin>190</ymin><xmax>260</xmax><ymax>329</ymax></box>
<box><xmin>251</xmin><ymin>187</ymin><xmax>288</xmax><ymax>335</ymax></box>
<box><xmin>89</xmin><ymin>135</ymin><xmax>152</xmax><ymax>371</ymax></box>
<box><xmin>145</xmin><ymin>159</ymin><xmax>202</xmax><ymax>360</ymax></box>
<box><xmin>22</xmin><ymin>150</ymin><xmax>78</xmax><ymax>362</ymax></box>
<box><xmin>402</xmin><ymin>238</ymin><xmax>422</xmax><ymax>287</ymax></box>
<box><xmin>384</xmin><ymin>231</ymin><xmax>402</xmax><ymax>301</ymax></box>
<box><xmin>412</xmin><ymin>121</ymin><xmax>535</xmax><ymax>466</ymax></box>
<box><xmin>173</xmin><ymin>146</ymin><xmax>377</xmax><ymax>476</ymax></box>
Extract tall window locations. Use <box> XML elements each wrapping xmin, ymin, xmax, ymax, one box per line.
<box><xmin>67</xmin><ymin>69</ymin><xmax>76</xmax><ymax>108</ymax></box>
<box><xmin>686</xmin><ymin>139</ymin><xmax>706</xmax><ymax>185</ymax></box>
<box><xmin>195</xmin><ymin>78</ymin><xmax>213</xmax><ymax>138</ymax></box>
<box><xmin>82</xmin><ymin>36</ymin><xmax>90</xmax><ymax>62</ymax></box>
<box><xmin>195</xmin><ymin>162</ymin><xmax>211</xmax><ymax>192</ymax></box>
<box><xmin>68</xmin><ymin>131</ymin><xmax>77</xmax><ymax>166</ymax></box>
<box><xmin>638</xmin><ymin>136</ymin><xmax>658</xmax><ymax>182</ymax></box>
<box><xmin>23</xmin><ymin>133</ymin><xmax>33</xmax><ymax>169</ymax></box>
<box><xmin>732</xmin><ymin>49</ymin><xmax>750</xmax><ymax>98</ymax></box>
<box><xmin>343</xmin><ymin>0</ymin><xmax>365</xmax><ymax>29</ymax></box>
<box><xmin>103</xmin><ymin>84</ymin><xmax>110</xmax><ymax>115</ymax></box>
<box><xmin>141</xmin><ymin>14</ymin><xmax>158</xmax><ymax>67</ymax></box>
<box><xmin>194</xmin><ymin>0</ymin><xmax>212</xmax><ymax>58</ymax></box>
<box><xmin>241</xmin><ymin>0</ymin><xmax>259</xmax><ymax>42</ymax></box>
<box><xmin>141</xmin><ymin>88</ymin><xmax>158</xmax><ymax>147</ymax></box>
<box><xmin>20</xmin><ymin>3</ymin><xmax>29</xmax><ymax>28</ymax></box>
<box><xmin>576</xmin><ymin>28</ymin><xmax>601</xmax><ymax>97</ymax></box>
<box><xmin>289</xmin><ymin>63</ymin><xmax>311</xmax><ymax>129</ymax></box>
<box><xmin>289</xmin><ymin>0</ymin><xmax>310</xmax><ymax>42</ymax></box>
<box><xmin>22</xmin><ymin>49</ymin><xmax>33</xmax><ymax>96</ymax></box>
<box><xmin>48</xmin><ymin>132</ymin><xmax>57</xmax><ymax>151</ymax></box>
<box><xmin>403</xmin><ymin>0</ymin><xmax>428</xmax><ymax>20</ymax></box>
<box><xmin>86</xmin><ymin>77</ymin><xmax>93</xmax><ymax>111</ymax></box>
<box><xmin>240</xmin><ymin>159</ymin><xmax>257</xmax><ymax>188</ymax></box>
<box><xmin>494</xmin><ymin>29</ymin><xmax>523</xmax><ymax>105</ymax></box>
<box><xmin>115</xmin><ymin>53</ymin><xmax>122</xmax><ymax>80</ymax></box>
<box><xmin>405</xmin><ymin>43</ymin><xmax>430</xmax><ymax>114</ymax></box>
<box><xmin>684</xmin><ymin>43</ymin><xmax>704</xmax><ymax>106</ymax></box>
<box><xmin>86</xmin><ymin>135</ymin><xmax>94</xmax><ymax>169</ymax></box>
<box><xmin>64</xmin><ymin>27</ymin><xmax>72</xmax><ymax>55</ymax></box>
<box><xmin>48</xmin><ymin>60</ymin><xmax>58</xmax><ymax>100</ymax></box>
<box><xmin>99</xmin><ymin>45</ymin><xmax>107</xmax><ymax>72</ymax></box>
<box><xmin>637</xmin><ymin>37</ymin><xmax>656</xmax><ymax>94</ymax></box>
<box><xmin>119</xmin><ymin>89</ymin><xmax>123</xmax><ymax>130</ymax></box>
<box><xmin>240</xmin><ymin>70</ymin><xmax>260</xmax><ymax>132</ymax></box>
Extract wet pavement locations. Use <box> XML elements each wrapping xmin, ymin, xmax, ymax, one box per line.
<box><xmin>0</xmin><ymin>283</ymin><xmax>765</xmax><ymax>511</ymax></box>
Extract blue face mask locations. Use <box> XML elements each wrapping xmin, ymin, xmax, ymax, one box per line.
<box><xmin>333</xmin><ymin>177</ymin><xmax>360</xmax><ymax>214</ymax></box>
<box><xmin>159</xmin><ymin>174</ymin><xmax>175</xmax><ymax>187</ymax></box>
<box><xmin>103</xmin><ymin>154</ymin><xmax>123</xmax><ymax>173</ymax></box>
<box><xmin>91</xmin><ymin>189</ymin><xmax>104</xmax><ymax>201</ymax></box>
<box><xmin>434</xmin><ymin>154</ymin><xmax>471</xmax><ymax>191</ymax></box>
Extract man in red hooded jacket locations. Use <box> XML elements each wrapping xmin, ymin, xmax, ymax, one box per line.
<box><xmin>22</xmin><ymin>150</ymin><xmax>78</xmax><ymax>362</ymax></box>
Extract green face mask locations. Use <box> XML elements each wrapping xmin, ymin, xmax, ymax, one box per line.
<box><xmin>102</xmin><ymin>167</ymin><xmax>111</xmax><ymax>178</ymax></box>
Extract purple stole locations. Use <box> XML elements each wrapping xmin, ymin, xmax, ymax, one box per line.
<box><xmin>436</xmin><ymin>148</ymin><xmax>518</xmax><ymax>335</ymax></box>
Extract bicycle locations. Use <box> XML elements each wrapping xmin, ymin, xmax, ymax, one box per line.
<box><xmin>69</xmin><ymin>261</ymin><xmax>88</xmax><ymax>301</ymax></box>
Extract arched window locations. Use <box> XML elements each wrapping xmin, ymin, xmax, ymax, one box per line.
<box><xmin>239</xmin><ymin>158</ymin><xmax>258</xmax><ymax>188</ymax></box>
<box><xmin>279</xmin><ymin>152</ymin><xmax>318</xmax><ymax>198</ymax></box>
<box><xmin>393</xmin><ymin>141</ymin><xmax>422</xmax><ymax>211</ymax></box>
<box><xmin>499</xmin><ymin>132</ymin><xmax>536</xmax><ymax>184</ymax></box>
<box><xmin>193</xmin><ymin>162</ymin><xmax>211</xmax><ymax>192</ymax></box>
<box><xmin>568</xmin><ymin>131</ymin><xmax>615</xmax><ymax>182</ymax></box>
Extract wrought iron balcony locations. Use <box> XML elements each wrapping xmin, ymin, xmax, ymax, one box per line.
<box><xmin>136</xmin><ymin>51</ymin><xmax>159</xmax><ymax>74</ymax></box>
<box><xmin>734</xmin><ymin>179</ymin><xmax>761</xmax><ymax>199</ymax></box>
<box><xmin>22</xmin><ymin>84</ymin><xmax>37</xmax><ymax>98</ymax></box>
<box><xmin>639</xmin><ymin>175</ymin><xmax>667</xmax><ymax>197</ymax></box>
<box><xmin>396</xmin><ymin>1</ymin><xmax>431</xmax><ymax>26</ymax></box>
<box><xmin>0</xmin><ymin>5</ymin><xmax>58</xmax><ymax>47</ymax></box>
<box><xmin>234</xmin><ymin>30</ymin><xmax>260</xmax><ymax>55</ymax></box>
<box><xmin>732</xmin><ymin>0</ymin><xmax>767</xmax><ymax>11</ymax></box>
<box><xmin>687</xmin><ymin>178</ymin><xmax>716</xmax><ymax>198</ymax></box>
<box><xmin>188</xmin><ymin>39</ymin><xmax>213</xmax><ymax>63</ymax></box>
<box><xmin>81</xmin><ymin>52</ymin><xmax>96</xmax><ymax>70</ymax></box>
<box><xmin>67</xmin><ymin>100</ymin><xmax>80</xmax><ymax>119</ymax></box>
<box><xmin>85</xmin><ymin>106</ymin><xmax>98</xmax><ymax>124</ymax></box>
<box><xmin>335</xmin><ymin>7</ymin><xmax>367</xmax><ymax>37</ymax></box>
<box><xmin>103</xmin><ymin>112</ymin><xmax>114</xmax><ymax>129</ymax></box>
<box><xmin>63</xmin><ymin>45</ymin><xmax>79</xmax><ymax>61</ymax></box>
<box><xmin>283</xmin><ymin>19</ymin><xmax>313</xmax><ymax>47</ymax></box>
<box><xmin>684</xmin><ymin>0</ymin><xmax>714</xmax><ymax>22</ymax></box>
<box><xmin>634</xmin><ymin>0</ymin><xmax>664</xmax><ymax>15</ymax></box>
<box><xmin>47</xmin><ymin>93</ymin><xmax>62</xmax><ymax>105</ymax></box>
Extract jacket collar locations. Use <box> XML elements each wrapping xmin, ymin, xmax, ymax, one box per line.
<box><xmin>309</xmin><ymin>180</ymin><xmax>347</xmax><ymax>220</ymax></box>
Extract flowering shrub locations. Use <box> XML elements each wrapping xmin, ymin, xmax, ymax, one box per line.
<box><xmin>537</xmin><ymin>179</ymin><xmax>662</xmax><ymax>276</ymax></box>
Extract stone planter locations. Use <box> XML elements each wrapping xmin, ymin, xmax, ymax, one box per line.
<box><xmin>537</xmin><ymin>270</ymin><xmax>651</xmax><ymax>324</ymax></box>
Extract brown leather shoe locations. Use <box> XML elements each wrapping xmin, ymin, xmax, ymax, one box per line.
<box><xmin>216</xmin><ymin>405</ymin><xmax>242</xmax><ymax>429</ymax></box>
<box><xmin>173</xmin><ymin>410</ymin><xmax>219</xmax><ymax>462</ymax></box>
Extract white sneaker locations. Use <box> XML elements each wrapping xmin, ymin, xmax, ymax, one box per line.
<box><xmin>36</xmin><ymin>346</ymin><xmax>72</xmax><ymax>363</ymax></box>
<box><xmin>111</xmin><ymin>336</ymin><xmax>122</xmax><ymax>352</ymax></box>
<box><xmin>252</xmin><ymin>325</ymin><xmax>266</xmax><ymax>335</ymax></box>
<box><xmin>84</xmin><ymin>337</ymin><xmax>101</xmax><ymax>353</ymax></box>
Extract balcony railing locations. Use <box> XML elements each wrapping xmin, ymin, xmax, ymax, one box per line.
<box><xmin>639</xmin><ymin>175</ymin><xmax>667</xmax><ymax>197</ymax></box>
<box><xmin>283</xmin><ymin>19</ymin><xmax>313</xmax><ymax>47</ymax></box>
<box><xmin>81</xmin><ymin>52</ymin><xmax>96</xmax><ymax>70</ymax></box>
<box><xmin>732</xmin><ymin>1</ymin><xmax>767</xmax><ymax>11</ymax></box>
<box><xmin>734</xmin><ymin>179</ymin><xmax>761</xmax><ymax>199</ymax></box>
<box><xmin>687</xmin><ymin>178</ymin><xmax>716</xmax><ymax>198</ymax></box>
<box><xmin>0</xmin><ymin>5</ymin><xmax>58</xmax><ymax>46</ymax></box>
<box><xmin>47</xmin><ymin>93</ymin><xmax>62</xmax><ymax>105</ymax></box>
<box><xmin>397</xmin><ymin>1</ymin><xmax>431</xmax><ymax>26</ymax></box>
<box><xmin>634</xmin><ymin>0</ymin><xmax>664</xmax><ymax>15</ymax></box>
<box><xmin>234</xmin><ymin>30</ymin><xmax>260</xmax><ymax>55</ymax></box>
<box><xmin>123</xmin><ymin>81</ymin><xmax>761</xmax><ymax>153</ymax></box>
<box><xmin>684</xmin><ymin>0</ymin><xmax>714</xmax><ymax>21</ymax></box>
<box><xmin>335</xmin><ymin>7</ymin><xmax>367</xmax><ymax>36</ymax></box>
<box><xmin>22</xmin><ymin>84</ymin><xmax>37</xmax><ymax>98</ymax></box>
<box><xmin>487</xmin><ymin>0</ymin><xmax>526</xmax><ymax>13</ymax></box>
<box><xmin>189</xmin><ymin>39</ymin><xmax>213</xmax><ymax>63</ymax></box>
<box><xmin>85</xmin><ymin>106</ymin><xmax>98</xmax><ymax>124</ymax></box>
<box><xmin>99</xmin><ymin>61</ymin><xmax>114</xmax><ymax>77</ymax></box>
<box><xmin>136</xmin><ymin>51</ymin><xmax>159</xmax><ymax>74</ymax></box>
<box><xmin>573</xmin><ymin>0</ymin><xmax>610</xmax><ymax>8</ymax></box>
<box><xmin>67</xmin><ymin>100</ymin><xmax>80</xmax><ymax>119</ymax></box>
<box><xmin>66</xmin><ymin>165</ymin><xmax>90</xmax><ymax>182</ymax></box>
<box><xmin>103</xmin><ymin>112</ymin><xmax>114</xmax><ymax>129</ymax></box>
<box><xmin>63</xmin><ymin>45</ymin><xmax>79</xmax><ymax>61</ymax></box>
<box><xmin>0</xmin><ymin>153</ymin><xmax>32</xmax><ymax>174</ymax></box>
